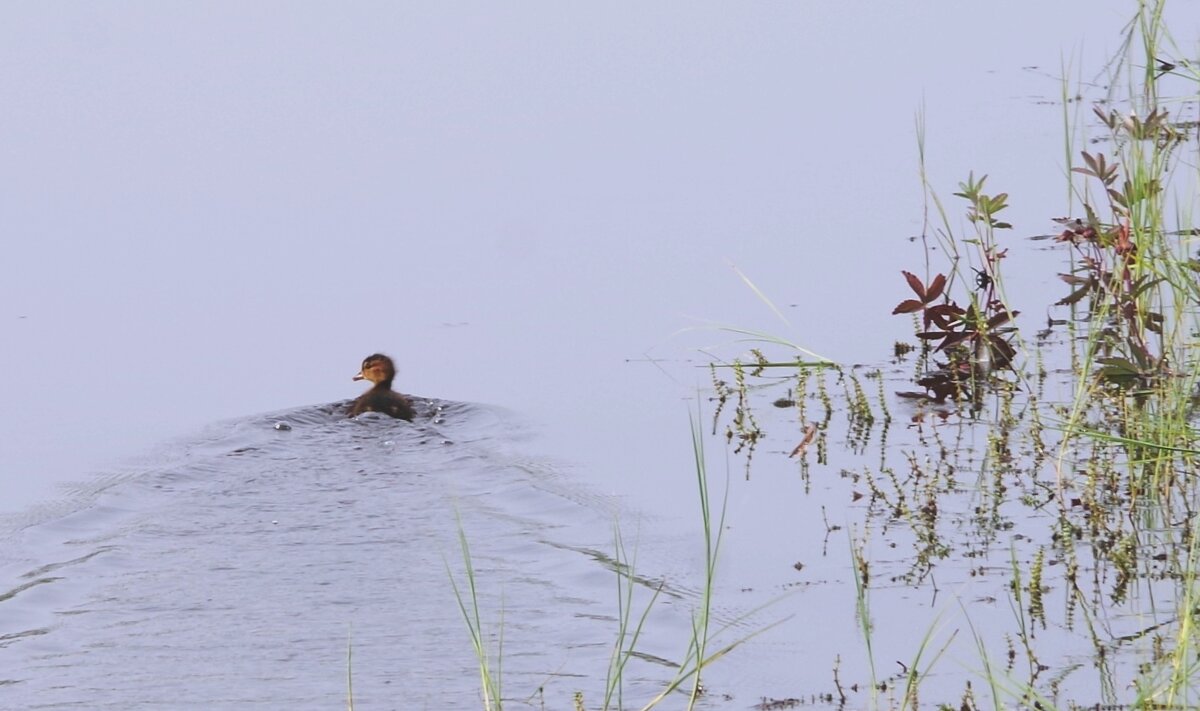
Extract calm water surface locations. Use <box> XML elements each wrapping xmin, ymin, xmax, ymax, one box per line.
<box><xmin>2</xmin><ymin>1</ymin><xmax>1189</xmax><ymax>708</ymax></box>
<box><xmin>0</xmin><ymin>400</ymin><xmax>711</xmax><ymax>709</ymax></box>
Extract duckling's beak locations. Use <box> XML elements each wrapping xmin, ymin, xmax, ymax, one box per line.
<box><xmin>352</xmin><ymin>372</ymin><xmax>365</xmax><ymax>381</ymax></box>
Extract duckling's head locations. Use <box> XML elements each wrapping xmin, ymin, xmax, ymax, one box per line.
<box><xmin>353</xmin><ymin>353</ymin><xmax>396</xmax><ymax>386</ymax></box>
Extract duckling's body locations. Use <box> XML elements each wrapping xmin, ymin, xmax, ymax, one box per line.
<box><xmin>350</xmin><ymin>353</ymin><xmax>415</xmax><ymax>421</ymax></box>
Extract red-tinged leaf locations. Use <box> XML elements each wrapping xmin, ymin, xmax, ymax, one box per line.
<box><xmin>987</xmin><ymin>310</ymin><xmax>1018</xmax><ymax>328</ymax></box>
<box><xmin>988</xmin><ymin>336</ymin><xmax>1016</xmax><ymax>368</ymax></box>
<box><xmin>926</xmin><ymin>303</ymin><xmax>964</xmax><ymax>318</ymax></box>
<box><xmin>789</xmin><ymin>423</ymin><xmax>818</xmax><ymax>458</ymax></box>
<box><xmin>939</xmin><ymin>332</ymin><xmax>973</xmax><ymax>351</ymax></box>
<box><xmin>925</xmin><ymin>274</ymin><xmax>947</xmax><ymax>302</ymax></box>
<box><xmin>1056</xmin><ymin>284</ymin><xmax>1091</xmax><ymax>306</ymax></box>
<box><xmin>1072</xmin><ymin>166</ymin><xmax>1097</xmax><ymax>178</ymax></box>
<box><xmin>925</xmin><ymin>314</ymin><xmax>956</xmax><ymax>331</ymax></box>
<box><xmin>901</xmin><ymin>270</ymin><xmax>926</xmax><ymax>300</ymax></box>
<box><xmin>994</xmin><ymin>221</ymin><xmax>1013</xmax><ymax>230</ymax></box>
<box><xmin>926</xmin><ymin>314</ymin><xmax>950</xmax><ymax>330</ymax></box>
<box><xmin>916</xmin><ymin>373</ymin><xmax>948</xmax><ymax>388</ymax></box>
<box><xmin>916</xmin><ymin>331</ymin><xmax>948</xmax><ymax>341</ymax></box>
<box><xmin>926</xmin><ymin>305</ymin><xmax>963</xmax><ymax>330</ymax></box>
<box><xmin>892</xmin><ymin>299</ymin><xmax>925</xmax><ymax>315</ymax></box>
<box><xmin>1058</xmin><ymin>273</ymin><xmax>1091</xmax><ymax>285</ymax></box>
<box><xmin>924</xmin><ymin>382</ymin><xmax>960</xmax><ymax>403</ymax></box>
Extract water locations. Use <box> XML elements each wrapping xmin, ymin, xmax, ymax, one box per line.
<box><xmin>0</xmin><ymin>1</ymin><xmax>1140</xmax><ymax>514</ymax></box>
<box><xmin>3</xmin><ymin>2</ymin><xmax>1195</xmax><ymax>708</ymax></box>
<box><xmin>0</xmin><ymin>400</ymin><xmax>714</xmax><ymax>709</ymax></box>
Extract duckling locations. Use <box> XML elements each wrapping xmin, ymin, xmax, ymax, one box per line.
<box><xmin>350</xmin><ymin>353</ymin><xmax>415</xmax><ymax>421</ymax></box>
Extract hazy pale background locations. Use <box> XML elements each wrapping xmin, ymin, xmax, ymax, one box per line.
<box><xmin>0</xmin><ymin>2</ymin><xmax>1161</xmax><ymax>514</ymax></box>
<box><xmin>7</xmin><ymin>3</ymin><xmax>1200</xmax><ymax>709</ymax></box>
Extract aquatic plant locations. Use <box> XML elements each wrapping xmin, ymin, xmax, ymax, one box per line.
<box><xmin>447</xmin><ymin>511</ymin><xmax>504</xmax><ymax>711</ymax></box>
<box><xmin>449</xmin><ymin>410</ymin><xmax>774</xmax><ymax>710</ymax></box>
<box><xmin>346</xmin><ymin>633</ymin><xmax>355</xmax><ymax>711</ymax></box>
<box><xmin>445</xmin><ymin>3</ymin><xmax>1200</xmax><ymax>708</ymax></box>
<box><xmin>703</xmin><ymin>1</ymin><xmax>1200</xmax><ymax>707</ymax></box>
<box><xmin>890</xmin><ymin>165</ymin><xmax>1027</xmax><ymax>413</ymax></box>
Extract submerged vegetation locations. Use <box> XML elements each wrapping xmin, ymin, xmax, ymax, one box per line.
<box><xmin>449</xmin><ymin>3</ymin><xmax>1200</xmax><ymax>709</ymax></box>
<box><xmin>704</xmin><ymin>2</ymin><xmax>1200</xmax><ymax>708</ymax></box>
<box><xmin>447</xmin><ymin>411</ymin><xmax>773</xmax><ymax>711</ymax></box>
